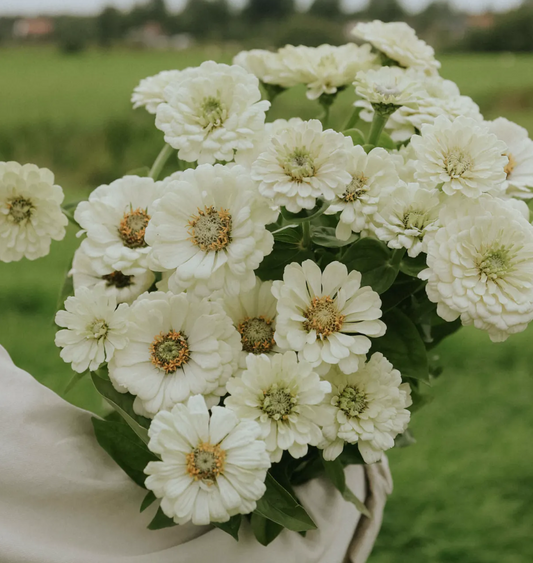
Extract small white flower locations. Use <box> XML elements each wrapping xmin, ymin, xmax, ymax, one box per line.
<box><xmin>273</xmin><ymin>260</ymin><xmax>386</xmax><ymax>374</ymax></box>
<box><xmin>420</xmin><ymin>195</ymin><xmax>533</xmax><ymax>342</ymax></box>
<box><xmin>0</xmin><ymin>161</ymin><xmax>67</xmax><ymax>262</ymax></box>
<box><xmin>70</xmin><ymin>241</ymin><xmax>155</xmax><ymax>304</ymax></box>
<box><xmin>251</xmin><ymin>119</ymin><xmax>352</xmax><ymax>213</ymax></box>
<box><xmin>354</xmin><ymin>66</ymin><xmax>424</xmax><ymax>110</ymax></box>
<box><xmin>279</xmin><ymin>43</ymin><xmax>378</xmax><ymax>100</ymax></box>
<box><xmin>225</xmin><ymin>352</ymin><xmax>330</xmax><ymax>462</ymax></box>
<box><xmin>411</xmin><ymin>115</ymin><xmax>508</xmax><ymax>198</ymax></box>
<box><xmin>131</xmin><ymin>70</ymin><xmax>182</xmax><ymax>114</ymax></box>
<box><xmin>155</xmin><ymin>61</ymin><xmax>270</xmax><ymax>164</ymax></box>
<box><xmin>324</xmin><ymin>146</ymin><xmax>400</xmax><ymax>240</ymax></box>
<box><xmin>108</xmin><ymin>291</ymin><xmax>241</xmax><ymax>418</ymax></box>
<box><xmin>233</xmin><ymin>49</ymin><xmax>298</xmax><ymax>89</ymax></box>
<box><xmin>319</xmin><ymin>354</ymin><xmax>412</xmax><ymax>464</ymax></box>
<box><xmin>352</xmin><ymin>20</ymin><xmax>440</xmax><ymax>74</ymax></box>
<box><xmin>145</xmin><ymin>395</ymin><xmax>270</xmax><ymax>525</ymax></box>
<box><xmin>55</xmin><ymin>286</ymin><xmax>129</xmax><ymax>373</ymax></box>
<box><xmin>145</xmin><ymin>164</ymin><xmax>275</xmax><ymax>297</ymax></box>
<box><xmin>219</xmin><ymin>277</ymin><xmax>280</xmax><ymax>370</ymax></box>
<box><xmin>372</xmin><ymin>183</ymin><xmax>441</xmax><ymax>258</ymax></box>
<box><xmin>74</xmin><ymin>175</ymin><xmax>168</xmax><ymax>276</ymax></box>
<box><xmin>487</xmin><ymin>117</ymin><xmax>533</xmax><ymax>199</ymax></box>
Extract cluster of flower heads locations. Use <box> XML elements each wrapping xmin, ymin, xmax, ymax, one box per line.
<box><xmin>5</xmin><ymin>20</ymin><xmax>533</xmax><ymax>529</ymax></box>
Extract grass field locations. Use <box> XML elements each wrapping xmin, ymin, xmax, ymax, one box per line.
<box><xmin>0</xmin><ymin>47</ymin><xmax>532</xmax><ymax>562</ymax></box>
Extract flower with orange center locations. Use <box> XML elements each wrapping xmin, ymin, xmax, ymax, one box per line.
<box><xmin>186</xmin><ymin>442</ymin><xmax>226</xmax><ymax>484</ymax></box>
<box><xmin>303</xmin><ymin>296</ymin><xmax>345</xmax><ymax>338</ymax></box>
<box><xmin>187</xmin><ymin>205</ymin><xmax>232</xmax><ymax>252</ymax></box>
<box><xmin>150</xmin><ymin>330</ymin><xmax>190</xmax><ymax>374</ymax></box>
<box><xmin>118</xmin><ymin>207</ymin><xmax>150</xmax><ymax>249</ymax></box>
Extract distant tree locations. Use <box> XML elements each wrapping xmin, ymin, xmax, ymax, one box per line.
<box><xmin>96</xmin><ymin>7</ymin><xmax>123</xmax><ymax>47</ymax></box>
<box><xmin>244</xmin><ymin>0</ymin><xmax>295</xmax><ymax>22</ymax></box>
<box><xmin>364</xmin><ymin>0</ymin><xmax>405</xmax><ymax>22</ymax></box>
<box><xmin>308</xmin><ymin>0</ymin><xmax>342</xmax><ymax>21</ymax></box>
<box><xmin>55</xmin><ymin>16</ymin><xmax>94</xmax><ymax>54</ymax></box>
<box><xmin>179</xmin><ymin>0</ymin><xmax>231</xmax><ymax>40</ymax></box>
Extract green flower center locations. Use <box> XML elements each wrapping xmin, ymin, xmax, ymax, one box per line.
<box><xmin>200</xmin><ymin>96</ymin><xmax>226</xmax><ymax>129</ymax></box>
<box><xmin>282</xmin><ymin>148</ymin><xmax>316</xmax><ymax>182</ymax></box>
<box><xmin>336</xmin><ymin>386</ymin><xmax>368</xmax><ymax>418</ymax></box>
<box><xmin>150</xmin><ymin>330</ymin><xmax>190</xmax><ymax>374</ymax></box>
<box><xmin>90</xmin><ymin>319</ymin><xmax>109</xmax><ymax>340</ymax></box>
<box><xmin>188</xmin><ymin>205</ymin><xmax>232</xmax><ymax>252</ymax></box>
<box><xmin>444</xmin><ymin>148</ymin><xmax>473</xmax><ymax>178</ymax></box>
<box><xmin>237</xmin><ymin>316</ymin><xmax>275</xmax><ymax>354</ymax></box>
<box><xmin>102</xmin><ymin>271</ymin><xmax>134</xmax><ymax>289</ymax></box>
<box><xmin>261</xmin><ymin>384</ymin><xmax>296</xmax><ymax>421</ymax></box>
<box><xmin>342</xmin><ymin>173</ymin><xmax>369</xmax><ymax>202</ymax></box>
<box><xmin>403</xmin><ymin>209</ymin><xmax>428</xmax><ymax>232</ymax></box>
<box><xmin>478</xmin><ymin>247</ymin><xmax>512</xmax><ymax>280</ymax></box>
<box><xmin>8</xmin><ymin>196</ymin><xmax>34</xmax><ymax>223</ymax></box>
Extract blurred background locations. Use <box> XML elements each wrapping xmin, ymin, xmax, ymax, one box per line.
<box><xmin>0</xmin><ymin>1</ymin><xmax>532</xmax><ymax>561</ymax></box>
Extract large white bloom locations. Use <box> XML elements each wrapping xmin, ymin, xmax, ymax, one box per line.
<box><xmin>319</xmin><ymin>354</ymin><xmax>412</xmax><ymax>464</ymax></box>
<box><xmin>411</xmin><ymin>115</ymin><xmax>508</xmax><ymax>198</ymax></box>
<box><xmin>108</xmin><ymin>291</ymin><xmax>241</xmax><ymax>417</ymax></box>
<box><xmin>324</xmin><ymin>146</ymin><xmax>400</xmax><ymax>240</ymax></box>
<box><xmin>155</xmin><ymin>61</ymin><xmax>270</xmax><ymax>164</ymax></box>
<box><xmin>273</xmin><ymin>260</ymin><xmax>386</xmax><ymax>374</ymax></box>
<box><xmin>233</xmin><ymin>49</ymin><xmax>298</xmax><ymax>89</ymax></box>
<box><xmin>0</xmin><ymin>161</ymin><xmax>67</xmax><ymax>262</ymax></box>
<box><xmin>74</xmin><ymin>175</ymin><xmax>167</xmax><ymax>276</ymax></box>
<box><xmin>70</xmin><ymin>240</ymin><xmax>155</xmax><ymax>304</ymax></box>
<box><xmin>372</xmin><ymin>183</ymin><xmax>441</xmax><ymax>258</ymax></box>
<box><xmin>420</xmin><ymin>196</ymin><xmax>533</xmax><ymax>342</ymax></box>
<box><xmin>225</xmin><ymin>352</ymin><xmax>330</xmax><ymax>462</ymax></box>
<box><xmin>354</xmin><ymin>66</ymin><xmax>424</xmax><ymax>110</ymax></box>
<box><xmin>351</xmin><ymin>20</ymin><xmax>440</xmax><ymax>74</ymax></box>
<box><xmin>146</xmin><ymin>164</ymin><xmax>275</xmax><ymax>297</ymax></box>
<box><xmin>55</xmin><ymin>286</ymin><xmax>129</xmax><ymax>373</ymax></box>
<box><xmin>251</xmin><ymin>119</ymin><xmax>352</xmax><ymax>213</ymax></box>
<box><xmin>145</xmin><ymin>395</ymin><xmax>270</xmax><ymax>525</ymax></box>
<box><xmin>131</xmin><ymin>70</ymin><xmax>182</xmax><ymax>114</ymax></box>
<box><xmin>219</xmin><ymin>277</ymin><xmax>279</xmax><ymax>370</ymax></box>
<box><xmin>279</xmin><ymin>43</ymin><xmax>377</xmax><ymax>100</ymax></box>
<box><xmin>486</xmin><ymin>117</ymin><xmax>533</xmax><ymax>199</ymax></box>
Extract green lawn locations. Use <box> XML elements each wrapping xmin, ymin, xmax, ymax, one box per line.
<box><xmin>0</xmin><ymin>47</ymin><xmax>532</xmax><ymax>562</ymax></box>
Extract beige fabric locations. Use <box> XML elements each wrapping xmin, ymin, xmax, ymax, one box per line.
<box><xmin>0</xmin><ymin>345</ymin><xmax>391</xmax><ymax>563</ymax></box>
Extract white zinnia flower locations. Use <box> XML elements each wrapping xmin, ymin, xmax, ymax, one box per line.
<box><xmin>486</xmin><ymin>117</ymin><xmax>533</xmax><ymax>199</ymax></box>
<box><xmin>70</xmin><ymin>241</ymin><xmax>155</xmax><ymax>304</ymax></box>
<box><xmin>145</xmin><ymin>164</ymin><xmax>275</xmax><ymax>297</ymax></box>
<box><xmin>233</xmin><ymin>49</ymin><xmax>298</xmax><ymax>89</ymax></box>
<box><xmin>225</xmin><ymin>352</ymin><xmax>330</xmax><ymax>462</ymax></box>
<box><xmin>54</xmin><ymin>286</ymin><xmax>129</xmax><ymax>373</ymax></box>
<box><xmin>0</xmin><ymin>161</ymin><xmax>67</xmax><ymax>262</ymax></box>
<box><xmin>131</xmin><ymin>70</ymin><xmax>182</xmax><ymax>114</ymax></box>
<box><xmin>74</xmin><ymin>175</ymin><xmax>167</xmax><ymax>276</ymax></box>
<box><xmin>324</xmin><ymin>146</ymin><xmax>400</xmax><ymax>240</ymax></box>
<box><xmin>145</xmin><ymin>395</ymin><xmax>270</xmax><ymax>525</ymax></box>
<box><xmin>273</xmin><ymin>260</ymin><xmax>386</xmax><ymax>374</ymax></box>
<box><xmin>251</xmin><ymin>119</ymin><xmax>352</xmax><ymax>213</ymax></box>
<box><xmin>319</xmin><ymin>354</ymin><xmax>412</xmax><ymax>464</ymax></box>
<box><xmin>108</xmin><ymin>291</ymin><xmax>241</xmax><ymax>418</ymax></box>
<box><xmin>372</xmin><ymin>183</ymin><xmax>441</xmax><ymax>258</ymax></box>
<box><xmin>219</xmin><ymin>277</ymin><xmax>280</xmax><ymax>370</ymax></box>
<box><xmin>279</xmin><ymin>43</ymin><xmax>377</xmax><ymax>100</ymax></box>
<box><xmin>155</xmin><ymin>61</ymin><xmax>270</xmax><ymax>164</ymax></box>
<box><xmin>352</xmin><ymin>20</ymin><xmax>440</xmax><ymax>74</ymax></box>
<box><xmin>354</xmin><ymin>66</ymin><xmax>424</xmax><ymax>110</ymax></box>
<box><xmin>411</xmin><ymin>115</ymin><xmax>508</xmax><ymax>198</ymax></box>
<box><xmin>420</xmin><ymin>195</ymin><xmax>533</xmax><ymax>342</ymax></box>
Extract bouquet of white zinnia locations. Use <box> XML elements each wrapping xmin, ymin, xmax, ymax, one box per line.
<box><xmin>3</xmin><ymin>20</ymin><xmax>533</xmax><ymax>548</ymax></box>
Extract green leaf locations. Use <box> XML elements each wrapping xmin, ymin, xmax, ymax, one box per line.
<box><xmin>254</xmin><ymin>473</ymin><xmax>317</xmax><ymax>532</ymax></box>
<box><xmin>426</xmin><ymin>317</ymin><xmax>462</xmax><ymax>350</ymax></box>
<box><xmin>409</xmin><ymin>386</ymin><xmax>434</xmax><ymax>413</ymax></box>
<box><xmin>342</xmin><ymin>486</ymin><xmax>371</xmax><ymax>518</ymax></box>
<box><xmin>394</xmin><ymin>428</ymin><xmax>416</xmax><ymax>448</ymax></box>
<box><xmin>64</xmin><ymin>369</ymin><xmax>88</xmax><ymax>394</ymax></box>
<box><xmin>272</xmin><ymin>225</ymin><xmax>302</xmax><ymax>244</ymax></box>
<box><xmin>140</xmin><ymin>491</ymin><xmax>157</xmax><ymax>513</ymax></box>
<box><xmin>213</xmin><ymin>515</ymin><xmax>242</xmax><ymax>541</ymax></box>
<box><xmin>338</xmin><ymin>444</ymin><xmax>365</xmax><ymax>466</ymax></box>
<box><xmin>370</xmin><ymin>309</ymin><xmax>429</xmax><ymax>382</ymax></box>
<box><xmin>251</xmin><ymin>513</ymin><xmax>283</xmax><ymax>546</ymax></box>
<box><xmin>91</xmin><ymin>372</ymin><xmax>151</xmax><ymax>444</ymax></box>
<box><xmin>148</xmin><ymin>507</ymin><xmax>177</xmax><ymax>530</ymax></box>
<box><xmin>399</xmin><ymin>253</ymin><xmax>428</xmax><ymax>277</ymax></box>
<box><xmin>381</xmin><ymin>276</ymin><xmax>426</xmax><ymax>312</ymax></box>
<box><xmin>376</xmin><ymin>131</ymin><xmax>396</xmax><ymax>150</ymax></box>
<box><xmin>344</xmin><ymin>128</ymin><xmax>366</xmax><ymax>146</ymax></box>
<box><xmin>280</xmin><ymin>200</ymin><xmax>330</xmax><ymax>224</ymax></box>
<box><xmin>91</xmin><ymin>418</ymin><xmax>158</xmax><ymax>488</ymax></box>
<box><xmin>311</xmin><ymin>226</ymin><xmax>357</xmax><ymax>248</ymax></box>
<box><xmin>61</xmin><ymin>201</ymin><xmax>82</xmax><ymax>228</ymax></box>
<box><xmin>342</xmin><ymin>238</ymin><xmax>400</xmax><ymax>294</ymax></box>
<box><xmin>255</xmin><ymin>243</ymin><xmax>314</xmax><ymax>281</ymax></box>
<box><xmin>126</xmin><ymin>166</ymin><xmax>150</xmax><ymax>177</ymax></box>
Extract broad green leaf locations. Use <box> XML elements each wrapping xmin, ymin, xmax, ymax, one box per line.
<box><xmin>399</xmin><ymin>253</ymin><xmax>428</xmax><ymax>277</ymax></box>
<box><xmin>311</xmin><ymin>226</ymin><xmax>357</xmax><ymax>248</ymax></box>
<box><xmin>344</xmin><ymin>128</ymin><xmax>365</xmax><ymax>146</ymax></box>
<box><xmin>148</xmin><ymin>507</ymin><xmax>177</xmax><ymax>530</ymax></box>
<box><xmin>272</xmin><ymin>225</ymin><xmax>303</xmax><ymax>244</ymax></box>
<box><xmin>255</xmin><ymin>243</ymin><xmax>314</xmax><ymax>281</ymax></box>
<box><xmin>91</xmin><ymin>418</ymin><xmax>157</xmax><ymax>488</ymax></box>
<box><xmin>426</xmin><ymin>317</ymin><xmax>462</xmax><ymax>350</ymax></box>
<box><xmin>213</xmin><ymin>515</ymin><xmax>242</xmax><ymax>541</ymax></box>
<box><xmin>380</xmin><ymin>275</ymin><xmax>426</xmax><ymax>312</ymax></box>
<box><xmin>394</xmin><ymin>429</ymin><xmax>416</xmax><ymax>448</ymax></box>
<box><xmin>342</xmin><ymin>486</ymin><xmax>371</xmax><ymax>518</ymax></box>
<box><xmin>370</xmin><ymin>309</ymin><xmax>429</xmax><ymax>382</ymax></box>
<box><xmin>251</xmin><ymin>513</ymin><xmax>283</xmax><ymax>546</ymax></box>
<box><xmin>280</xmin><ymin>200</ymin><xmax>330</xmax><ymax>224</ymax></box>
<box><xmin>342</xmin><ymin>238</ymin><xmax>400</xmax><ymax>294</ymax></box>
<box><xmin>254</xmin><ymin>473</ymin><xmax>317</xmax><ymax>532</ymax></box>
<box><xmin>91</xmin><ymin>372</ymin><xmax>151</xmax><ymax>444</ymax></box>
<box><xmin>338</xmin><ymin>444</ymin><xmax>365</xmax><ymax>466</ymax></box>
<box><xmin>140</xmin><ymin>491</ymin><xmax>157</xmax><ymax>513</ymax></box>
<box><xmin>377</xmin><ymin>131</ymin><xmax>396</xmax><ymax>150</ymax></box>
<box><xmin>64</xmin><ymin>369</ymin><xmax>88</xmax><ymax>394</ymax></box>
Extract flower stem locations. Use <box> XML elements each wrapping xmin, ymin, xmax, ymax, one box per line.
<box><xmin>343</xmin><ymin>107</ymin><xmax>362</xmax><ymax>131</ymax></box>
<box><xmin>302</xmin><ymin>220</ymin><xmax>311</xmax><ymax>248</ymax></box>
<box><xmin>391</xmin><ymin>248</ymin><xmax>406</xmax><ymax>267</ymax></box>
<box><xmin>149</xmin><ymin>144</ymin><xmax>174</xmax><ymax>181</ymax></box>
<box><xmin>367</xmin><ymin>112</ymin><xmax>388</xmax><ymax>146</ymax></box>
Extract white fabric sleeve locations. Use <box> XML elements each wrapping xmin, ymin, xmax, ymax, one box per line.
<box><xmin>0</xmin><ymin>345</ymin><xmax>390</xmax><ymax>563</ymax></box>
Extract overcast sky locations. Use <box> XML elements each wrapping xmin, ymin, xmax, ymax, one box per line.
<box><xmin>0</xmin><ymin>0</ymin><xmax>523</xmax><ymax>17</ymax></box>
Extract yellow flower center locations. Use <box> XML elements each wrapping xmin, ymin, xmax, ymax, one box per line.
<box><xmin>504</xmin><ymin>153</ymin><xmax>516</xmax><ymax>179</ymax></box>
<box><xmin>281</xmin><ymin>147</ymin><xmax>316</xmax><ymax>182</ymax></box>
<box><xmin>118</xmin><ymin>208</ymin><xmax>150</xmax><ymax>249</ymax></box>
<box><xmin>237</xmin><ymin>316</ymin><xmax>276</xmax><ymax>354</ymax></box>
<box><xmin>7</xmin><ymin>196</ymin><xmax>34</xmax><ymax>224</ymax></box>
<box><xmin>444</xmin><ymin>148</ymin><xmax>473</xmax><ymax>178</ymax></box>
<box><xmin>188</xmin><ymin>206</ymin><xmax>232</xmax><ymax>252</ymax></box>
<box><xmin>150</xmin><ymin>330</ymin><xmax>190</xmax><ymax>374</ymax></box>
<box><xmin>90</xmin><ymin>319</ymin><xmax>109</xmax><ymax>340</ymax></box>
<box><xmin>303</xmin><ymin>296</ymin><xmax>344</xmax><ymax>338</ymax></box>
<box><xmin>186</xmin><ymin>442</ymin><xmax>226</xmax><ymax>484</ymax></box>
<box><xmin>342</xmin><ymin>173</ymin><xmax>369</xmax><ymax>202</ymax></box>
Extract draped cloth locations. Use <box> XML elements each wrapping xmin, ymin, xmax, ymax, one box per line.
<box><xmin>0</xmin><ymin>346</ymin><xmax>392</xmax><ymax>563</ymax></box>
